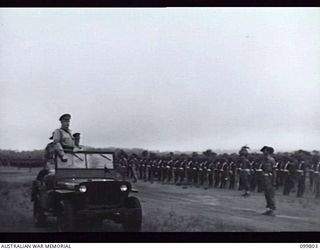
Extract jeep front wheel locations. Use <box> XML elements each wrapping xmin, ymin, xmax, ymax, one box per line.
<box><xmin>122</xmin><ymin>196</ymin><xmax>142</xmax><ymax>232</ymax></box>
<box><xmin>33</xmin><ymin>200</ymin><xmax>46</xmax><ymax>227</ymax></box>
<box><xmin>57</xmin><ymin>200</ymin><xmax>75</xmax><ymax>232</ymax></box>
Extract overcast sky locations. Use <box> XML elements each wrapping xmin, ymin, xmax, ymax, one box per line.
<box><xmin>0</xmin><ymin>8</ymin><xmax>319</xmax><ymax>152</ymax></box>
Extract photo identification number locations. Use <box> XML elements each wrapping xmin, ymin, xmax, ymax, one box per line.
<box><xmin>300</xmin><ymin>244</ymin><xmax>318</xmax><ymax>248</ymax></box>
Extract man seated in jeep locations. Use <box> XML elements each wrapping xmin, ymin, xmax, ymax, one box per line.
<box><xmin>73</xmin><ymin>132</ymin><xmax>89</xmax><ymax>152</ymax></box>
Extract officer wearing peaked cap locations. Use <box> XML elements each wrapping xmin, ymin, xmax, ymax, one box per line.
<box><xmin>52</xmin><ymin>113</ymin><xmax>75</xmax><ymax>162</ymax></box>
<box><xmin>59</xmin><ymin>113</ymin><xmax>71</xmax><ymax>121</ymax></box>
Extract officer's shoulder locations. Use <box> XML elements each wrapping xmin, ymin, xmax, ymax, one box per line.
<box><xmin>52</xmin><ymin>128</ymin><xmax>63</xmax><ymax>138</ymax></box>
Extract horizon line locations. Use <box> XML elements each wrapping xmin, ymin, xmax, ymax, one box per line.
<box><xmin>0</xmin><ymin>146</ymin><xmax>318</xmax><ymax>154</ymax></box>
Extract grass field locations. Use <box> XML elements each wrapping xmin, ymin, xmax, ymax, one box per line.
<box><xmin>1</xmin><ymin>167</ymin><xmax>320</xmax><ymax>232</ymax></box>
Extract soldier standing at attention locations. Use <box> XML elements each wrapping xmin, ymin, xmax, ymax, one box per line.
<box><xmin>229</xmin><ymin>161</ymin><xmax>236</xmax><ymax>190</ymax></box>
<box><xmin>214</xmin><ymin>161</ymin><xmax>221</xmax><ymax>188</ymax></box>
<box><xmin>161</xmin><ymin>158</ymin><xmax>168</xmax><ymax>183</ymax></box>
<box><xmin>167</xmin><ymin>157</ymin><xmax>173</xmax><ymax>183</ymax></box>
<box><xmin>249</xmin><ymin>160</ymin><xmax>257</xmax><ymax>192</ymax></box>
<box><xmin>309</xmin><ymin>158</ymin><xmax>318</xmax><ymax>192</ymax></box>
<box><xmin>192</xmin><ymin>159</ymin><xmax>199</xmax><ymax>187</ymax></box>
<box><xmin>141</xmin><ymin>158</ymin><xmax>147</xmax><ymax>181</ymax></box>
<box><xmin>185</xmin><ymin>158</ymin><xmax>193</xmax><ymax>185</ymax></box>
<box><xmin>314</xmin><ymin>161</ymin><xmax>320</xmax><ymax>198</ymax></box>
<box><xmin>260</xmin><ymin>146</ymin><xmax>276</xmax><ymax>216</ymax></box>
<box><xmin>177</xmin><ymin>159</ymin><xmax>186</xmax><ymax>185</ymax></box>
<box><xmin>249</xmin><ymin>160</ymin><xmax>256</xmax><ymax>191</ymax></box>
<box><xmin>147</xmin><ymin>156</ymin><xmax>155</xmax><ymax>184</ymax></box>
<box><xmin>282</xmin><ymin>159</ymin><xmax>291</xmax><ymax>195</ymax></box>
<box><xmin>256</xmin><ymin>160</ymin><xmax>264</xmax><ymax>193</ymax></box>
<box><xmin>283</xmin><ymin>158</ymin><xmax>297</xmax><ymax>196</ymax></box>
<box><xmin>239</xmin><ymin>146</ymin><xmax>251</xmax><ymax>197</ymax></box>
<box><xmin>198</xmin><ymin>160</ymin><xmax>205</xmax><ymax>187</ymax></box>
<box><xmin>52</xmin><ymin>114</ymin><xmax>75</xmax><ymax>162</ymax></box>
<box><xmin>220</xmin><ymin>159</ymin><xmax>229</xmax><ymax>189</ymax></box>
<box><xmin>296</xmin><ymin>160</ymin><xmax>306</xmax><ymax>197</ymax></box>
<box><xmin>173</xmin><ymin>158</ymin><xmax>180</xmax><ymax>184</ymax></box>
<box><xmin>128</xmin><ymin>154</ymin><xmax>138</xmax><ymax>183</ymax></box>
<box><xmin>207</xmin><ymin>160</ymin><xmax>214</xmax><ymax>188</ymax></box>
<box><xmin>274</xmin><ymin>159</ymin><xmax>282</xmax><ymax>190</ymax></box>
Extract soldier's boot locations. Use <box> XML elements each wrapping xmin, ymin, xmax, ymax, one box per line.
<box><xmin>309</xmin><ymin>178</ymin><xmax>314</xmax><ymax>191</ymax></box>
<box><xmin>229</xmin><ymin>180</ymin><xmax>233</xmax><ymax>189</ymax></box>
<box><xmin>187</xmin><ymin>176</ymin><xmax>192</xmax><ymax>186</ymax></box>
<box><xmin>283</xmin><ymin>182</ymin><xmax>290</xmax><ymax>195</ymax></box>
<box><xmin>242</xmin><ymin>191</ymin><xmax>250</xmax><ymax>197</ymax></box>
<box><xmin>195</xmin><ymin>177</ymin><xmax>199</xmax><ymax>188</ymax></box>
<box><xmin>209</xmin><ymin>178</ymin><xmax>213</xmax><ymax>188</ymax></box>
<box><xmin>262</xmin><ymin>209</ymin><xmax>275</xmax><ymax>216</ymax></box>
<box><xmin>162</xmin><ymin>171</ymin><xmax>167</xmax><ymax>183</ymax></box>
<box><xmin>174</xmin><ymin>174</ymin><xmax>178</xmax><ymax>184</ymax></box>
<box><xmin>179</xmin><ymin>177</ymin><xmax>184</xmax><ymax>185</ymax></box>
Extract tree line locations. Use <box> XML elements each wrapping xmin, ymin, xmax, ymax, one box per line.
<box><xmin>0</xmin><ymin>148</ymin><xmax>319</xmax><ymax>168</ymax></box>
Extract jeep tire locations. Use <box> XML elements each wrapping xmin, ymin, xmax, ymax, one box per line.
<box><xmin>57</xmin><ymin>200</ymin><xmax>75</xmax><ymax>232</ymax></box>
<box><xmin>122</xmin><ymin>196</ymin><xmax>142</xmax><ymax>232</ymax></box>
<box><xmin>33</xmin><ymin>200</ymin><xmax>47</xmax><ymax>227</ymax></box>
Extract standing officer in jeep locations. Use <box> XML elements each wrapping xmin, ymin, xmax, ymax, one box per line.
<box><xmin>52</xmin><ymin>113</ymin><xmax>75</xmax><ymax>161</ymax></box>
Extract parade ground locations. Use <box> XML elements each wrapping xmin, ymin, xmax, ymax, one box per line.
<box><xmin>0</xmin><ymin>167</ymin><xmax>320</xmax><ymax>232</ymax></box>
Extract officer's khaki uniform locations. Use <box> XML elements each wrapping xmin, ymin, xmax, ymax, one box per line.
<box><xmin>261</xmin><ymin>156</ymin><xmax>276</xmax><ymax>210</ymax></box>
<box><xmin>52</xmin><ymin>128</ymin><xmax>75</xmax><ymax>157</ymax></box>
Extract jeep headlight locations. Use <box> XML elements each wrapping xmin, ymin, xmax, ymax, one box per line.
<box><xmin>79</xmin><ymin>185</ymin><xmax>87</xmax><ymax>193</ymax></box>
<box><xmin>120</xmin><ymin>185</ymin><xmax>128</xmax><ymax>192</ymax></box>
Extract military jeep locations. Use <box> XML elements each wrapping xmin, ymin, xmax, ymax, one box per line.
<box><xmin>32</xmin><ymin>151</ymin><xmax>142</xmax><ymax>232</ymax></box>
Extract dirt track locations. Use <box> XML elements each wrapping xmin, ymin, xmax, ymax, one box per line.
<box><xmin>1</xmin><ymin>167</ymin><xmax>320</xmax><ymax>232</ymax></box>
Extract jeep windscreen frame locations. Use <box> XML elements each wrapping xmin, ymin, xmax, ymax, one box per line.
<box><xmin>55</xmin><ymin>151</ymin><xmax>115</xmax><ymax>170</ymax></box>
<box><xmin>54</xmin><ymin>151</ymin><xmax>116</xmax><ymax>180</ymax></box>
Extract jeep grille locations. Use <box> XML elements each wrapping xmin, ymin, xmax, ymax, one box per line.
<box><xmin>85</xmin><ymin>182</ymin><xmax>122</xmax><ymax>206</ymax></box>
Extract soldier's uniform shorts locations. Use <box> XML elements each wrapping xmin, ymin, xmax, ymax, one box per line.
<box><xmin>262</xmin><ymin>175</ymin><xmax>276</xmax><ymax>210</ymax></box>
